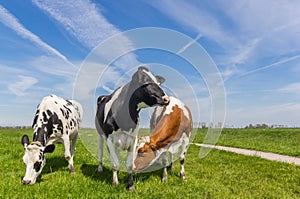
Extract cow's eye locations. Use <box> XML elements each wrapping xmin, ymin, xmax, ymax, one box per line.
<box><xmin>34</xmin><ymin>161</ymin><xmax>42</xmax><ymax>172</ymax></box>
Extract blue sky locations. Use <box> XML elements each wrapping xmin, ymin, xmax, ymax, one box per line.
<box><xmin>0</xmin><ymin>0</ymin><xmax>300</xmax><ymax>128</ymax></box>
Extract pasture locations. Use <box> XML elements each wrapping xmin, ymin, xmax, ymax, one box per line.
<box><xmin>1</xmin><ymin>128</ymin><xmax>300</xmax><ymax>198</ymax></box>
<box><xmin>194</xmin><ymin>128</ymin><xmax>300</xmax><ymax>157</ymax></box>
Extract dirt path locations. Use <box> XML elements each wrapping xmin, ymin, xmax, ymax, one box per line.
<box><xmin>195</xmin><ymin>143</ymin><xmax>300</xmax><ymax>166</ymax></box>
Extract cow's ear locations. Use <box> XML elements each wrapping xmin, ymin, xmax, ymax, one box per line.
<box><xmin>132</xmin><ymin>66</ymin><xmax>150</xmax><ymax>84</ymax></box>
<box><xmin>22</xmin><ymin>135</ymin><xmax>30</xmax><ymax>149</ymax></box>
<box><xmin>138</xmin><ymin>66</ymin><xmax>149</xmax><ymax>71</ymax></box>
<box><xmin>44</xmin><ymin>144</ymin><xmax>55</xmax><ymax>153</ymax></box>
<box><xmin>155</xmin><ymin>76</ymin><xmax>165</xmax><ymax>85</ymax></box>
<box><xmin>132</xmin><ymin>67</ymin><xmax>143</xmax><ymax>82</ymax></box>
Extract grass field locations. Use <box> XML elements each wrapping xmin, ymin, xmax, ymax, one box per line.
<box><xmin>1</xmin><ymin>128</ymin><xmax>300</xmax><ymax>198</ymax></box>
<box><xmin>194</xmin><ymin>128</ymin><xmax>300</xmax><ymax>157</ymax></box>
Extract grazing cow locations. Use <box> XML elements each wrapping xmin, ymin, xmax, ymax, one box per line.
<box><xmin>95</xmin><ymin>66</ymin><xmax>169</xmax><ymax>191</ymax></box>
<box><xmin>134</xmin><ymin>96</ymin><xmax>192</xmax><ymax>182</ymax></box>
<box><xmin>21</xmin><ymin>95</ymin><xmax>83</xmax><ymax>185</ymax></box>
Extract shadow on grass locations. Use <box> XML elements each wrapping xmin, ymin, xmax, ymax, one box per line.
<box><xmin>43</xmin><ymin>156</ymin><xmax>68</xmax><ymax>174</ymax></box>
<box><xmin>134</xmin><ymin>162</ymin><xmax>167</xmax><ymax>182</ymax></box>
<box><xmin>135</xmin><ymin>161</ymin><xmax>185</xmax><ymax>182</ymax></box>
<box><xmin>80</xmin><ymin>163</ymin><xmax>167</xmax><ymax>185</ymax></box>
<box><xmin>81</xmin><ymin>164</ymin><xmax>112</xmax><ymax>185</ymax></box>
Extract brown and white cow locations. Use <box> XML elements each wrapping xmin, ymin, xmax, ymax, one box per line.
<box><xmin>134</xmin><ymin>96</ymin><xmax>192</xmax><ymax>182</ymax></box>
<box><xmin>21</xmin><ymin>95</ymin><xmax>83</xmax><ymax>185</ymax></box>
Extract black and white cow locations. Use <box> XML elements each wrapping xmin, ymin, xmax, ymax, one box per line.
<box><xmin>21</xmin><ymin>95</ymin><xmax>83</xmax><ymax>185</ymax></box>
<box><xmin>95</xmin><ymin>66</ymin><xmax>169</xmax><ymax>191</ymax></box>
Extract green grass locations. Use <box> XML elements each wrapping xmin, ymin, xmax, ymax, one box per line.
<box><xmin>1</xmin><ymin>128</ymin><xmax>300</xmax><ymax>198</ymax></box>
<box><xmin>194</xmin><ymin>128</ymin><xmax>300</xmax><ymax>157</ymax></box>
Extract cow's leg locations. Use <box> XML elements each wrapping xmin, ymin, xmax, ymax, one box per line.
<box><xmin>62</xmin><ymin>134</ymin><xmax>75</xmax><ymax>173</ymax></box>
<box><xmin>96</xmin><ymin>119</ymin><xmax>105</xmax><ymax>173</ymax></box>
<box><xmin>98</xmin><ymin>134</ymin><xmax>104</xmax><ymax>173</ymax></box>
<box><xmin>179</xmin><ymin>136</ymin><xmax>189</xmax><ymax>180</ymax></box>
<box><xmin>169</xmin><ymin>152</ymin><xmax>174</xmax><ymax>170</ymax></box>
<box><xmin>68</xmin><ymin>133</ymin><xmax>78</xmax><ymax>173</ymax></box>
<box><xmin>126</xmin><ymin>150</ymin><xmax>135</xmax><ymax>191</ymax></box>
<box><xmin>179</xmin><ymin>157</ymin><xmax>186</xmax><ymax>180</ymax></box>
<box><xmin>62</xmin><ymin>134</ymin><xmax>72</xmax><ymax>161</ymax></box>
<box><xmin>106</xmin><ymin>139</ymin><xmax>120</xmax><ymax>186</ymax></box>
<box><xmin>162</xmin><ymin>152</ymin><xmax>168</xmax><ymax>182</ymax></box>
<box><xmin>126</xmin><ymin>135</ymin><xmax>137</xmax><ymax>191</ymax></box>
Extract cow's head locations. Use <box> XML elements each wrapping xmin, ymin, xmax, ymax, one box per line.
<box><xmin>132</xmin><ymin>66</ymin><xmax>169</xmax><ymax>108</ymax></box>
<box><xmin>133</xmin><ymin>136</ymin><xmax>156</xmax><ymax>173</ymax></box>
<box><xmin>21</xmin><ymin>135</ymin><xmax>55</xmax><ymax>185</ymax></box>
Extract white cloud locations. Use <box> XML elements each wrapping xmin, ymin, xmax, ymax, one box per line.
<box><xmin>74</xmin><ymin>61</ymin><xmax>121</xmax><ymax>99</ymax></box>
<box><xmin>221</xmin><ymin>1</ymin><xmax>300</xmax><ymax>38</ymax></box>
<box><xmin>229</xmin><ymin>38</ymin><xmax>261</xmax><ymax>66</ymax></box>
<box><xmin>33</xmin><ymin>0</ymin><xmax>141</xmax><ymax>97</ymax></box>
<box><xmin>149</xmin><ymin>1</ymin><xmax>300</xmax><ymax>79</ymax></box>
<box><xmin>148</xmin><ymin>1</ymin><xmax>232</xmax><ymax>47</ymax></box>
<box><xmin>220</xmin><ymin>1</ymin><xmax>300</xmax><ymax>73</ymax></box>
<box><xmin>0</xmin><ymin>5</ymin><xmax>69</xmax><ymax>63</ymax></box>
<box><xmin>32</xmin><ymin>0</ymin><xmax>119</xmax><ymax>49</ymax></box>
<box><xmin>279</xmin><ymin>82</ymin><xmax>300</xmax><ymax>94</ymax></box>
<box><xmin>30</xmin><ymin>56</ymin><xmax>78</xmax><ymax>78</ymax></box>
<box><xmin>32</xmin><ymin>0</ymin><xmax>138</xmax><ymax>55</ymax></box>
<box><xmin>8</xmin><ymin>75</ymin><xmax>38</xmax><ymax>96</ymax></box>
<box><xmin>0</xmin><ymin>64</ymin><xmax>23</xmax><ymax>76</ymax></box>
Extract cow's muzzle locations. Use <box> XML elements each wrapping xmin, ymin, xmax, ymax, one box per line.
<box><xmin>162</xmin><ymin>96</ymin><xmax>170</xmax><ymax>105</ymax></box>
<box><xmin>22</xmin><ymin>179</ymin><xmax>32</xmax><ymax>185</ymax></box>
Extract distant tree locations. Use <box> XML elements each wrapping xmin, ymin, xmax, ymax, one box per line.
<box><xmin>249</xmin><ymin>124</ymin><xmax>254</xmax><ymax>128</ymax></box>
<box><xmin>261</xmin><ymin>123</ymin><xmax>269</xmax><ymax>129</ymax></box>
<box><xmin>256</xmin><ymin>124</ymin><xmax>262</xmax><ymax>128</ymax></box>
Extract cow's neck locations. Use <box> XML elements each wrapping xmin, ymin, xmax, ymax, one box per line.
<box><xmin>111</xmin><ymin>82</ymin><xmax>143</xmax><ymax>130</ymax></box>
<box><xmin>129</xmin><ymin>96</ymin><xmax>141</xmax><ymax>124</ymax></box>
<box><xmin>33</xmin><ymin>127</ymin><xmax>48</xmax><ymax>146</ymax></box>
<box><xmin>127</xmin><ymin>82</ymin><xmax>145</xmax><ymax>123</ymax></box>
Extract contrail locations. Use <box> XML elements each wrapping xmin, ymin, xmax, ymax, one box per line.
<box><xmin>176</xmin><ymin>33</ymin><xmax>202</xmax><ymax>54</ymax></box>
<box><xmin>240</xmin><ymin>54</ymin><xmax>300</xmax><ymax>77</ymax></box>
<box><xmin>0</xmin><ymin>5</ymin><xmax>74</xmax><ymax>67</ymax></box>
<box><xmin>102</xmin><ymin>85</ymin><xmax>114</xmax><ymax>93</ymax></box>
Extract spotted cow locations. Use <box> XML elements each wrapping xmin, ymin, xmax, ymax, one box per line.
<box><xmin>21</xmin><ymin>95</ymin><xmax>83</xmax><ymax>185</ymax></box>
<box><xmin>95</xmin><ymin>66</ymin><xmax>169</xmax><ymax>191</ymax></box>
<box><xmin>134</xmin><ymin>96</ymin><xmax>192</xmax><ymax>182</ymax></box>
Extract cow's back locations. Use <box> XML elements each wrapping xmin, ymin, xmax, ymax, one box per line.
<box><xmin>150</xmin><ymin>97</ymin><xmax>192</xmax><ymax>137</ymax></box>
<box><xmin>32</xmin><ymin>95</ymin><xmax>83</xmax><ymax>142</ymax></box>
<box><xmin>147</xmin><ymin>96</ymin><xmax>192</xmax><ymax>152</ymax></box>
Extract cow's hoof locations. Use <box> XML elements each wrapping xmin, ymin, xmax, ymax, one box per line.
<box><xmin>162</xmin><ymin>177</ymin><xmax>168</xmax><ymax>182</ymax></box>
<box><xmin>180</xmin><ymin>172</ymin><xmax>186</xmax><ymax>180</ymax></box>
<box><xmin>112</xmin><ymin>180</ymin><xmax>119</xmax><ymax>186</ymax></box>
<box><xmin>169</xmin><ymin>164</ymin><xmax>174</xmax><ymax>170</ymax></box>
<box><xmin>127</xmin><ymin>185</ymin><xmax>135</xmax><ymax>191</ymax></box>
<box><xmin>69</xmin><ymin>165</ymin><xmax>75</xmax><ymax>173</ymax></box>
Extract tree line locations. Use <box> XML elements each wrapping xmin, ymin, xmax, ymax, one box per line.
<box><xmin>245</xmin><ymin>124</ymin><xmax>269</xmax><ymax>129</ymax></box>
